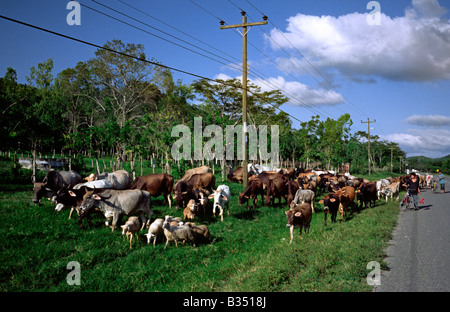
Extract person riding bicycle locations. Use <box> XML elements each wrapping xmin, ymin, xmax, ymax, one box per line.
<box><xmin>402</xmin><ymin>172</ymin><xmax>420</xmax><ymax>210</ymax></box>
<box><xmin>437</xmin><ymin>170</ymin><xmax>445</xmax><ymax>194</ymax></box>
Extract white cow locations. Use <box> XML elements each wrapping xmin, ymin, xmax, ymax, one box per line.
<box><xmin>211</xmin><ymin>185</ymin><xmax>231</xmax><ymax>222</ymax></box>
<box><xmin>376</xmin><ymin>179</ymin><xmax>390</xmax><ymax>200</ymax></box>
<box><xmin>380</xmin><ymin>182</ymin><xmax>400</xmax><ymax>203</ymax></box>
<box><xmin>247</xmin><ymin>164</ymin><xmax>271</xmax><ymax>175</ymax></box>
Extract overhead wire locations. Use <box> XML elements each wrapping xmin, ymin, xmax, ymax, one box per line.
<box><xmin>88</xmin><ymin>0</ymin><xmax>308</xmax><ymax>122</ymax></box>
<box><xmin>188</xmin><ymin>0</ymin><xmax>325</xmax><ymax>120</ymax></box>
<box><xmin>243</xmin><ymin>0</ymin><xmax>371</xmax><ymax>120</ymax></box>
<box><xmin>0</xmin><ymin>14</ymin><xmax>303</xmax><ymax>124</ymax></box>
<box><xmin>222</xmin><ymin>0</ymin><xmax>331</xmax><ymax>118</ymax></box>
<box><xmin>81</xmin><ymin>1</ymin><xmax>242</xmax><ymax>73</ymax></box>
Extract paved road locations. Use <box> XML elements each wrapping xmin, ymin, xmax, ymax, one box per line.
<box><xmin>375</xmin><ymin>188</ymin><xmax>450</xmax><ymax>292</ymax></box>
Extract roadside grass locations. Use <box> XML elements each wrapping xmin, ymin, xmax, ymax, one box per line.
<box><xmin>0</xmin><ymin>179</ymin><xmax>399</xmax><ymax>292</ymax></box>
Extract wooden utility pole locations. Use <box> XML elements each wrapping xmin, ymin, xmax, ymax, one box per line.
<box><xmin>361</xmin><ymin>118</ymin><xmax>376</xmax><ymax>175</ymax></box>
<box><xmin>220</xmin><ymin>11</ymin><xmax>268</xmax><ymax>188</ymax></box>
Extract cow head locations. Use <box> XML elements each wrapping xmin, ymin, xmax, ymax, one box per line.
<box><xmin>80</xmin><ymin>188</ymin><xmax>102</xmax><ymax>211</ymax></box>
<box><xmin>32</xmin><ymin>182</ymin><xmax>53</xmax><ymax>205</ymax></box>
<box><xmin>174</xmin><ymin>181</ymin><xmax>190</xmax><ymax>210</ymax></box>
<box><xmin>319</xmin><ymin>194</ymin><xmax>340</xmax><ymax>211</ymax></box>
<box><xmin>194</xmin><ymin>189</ymin><xmax>209</xmax><ymax>206</ymax></box>
<box><xmin>54</xmin><ymin>186</ymin><xmax>81</xmax><ymax>212</ymax></box>
<box><xmin>211</xmin><ymin>190</ymin><xmax>227</xmax><ymax>211</ymax></box>
<box><xmin>238</xmin><ymin>193</ymin><xmax>249</xmax><ymax>205</ymax></box>
<box><xmin>285</xmin><ymin>209</ymin><xmax>302</xmax><ymax>228</ymax></box>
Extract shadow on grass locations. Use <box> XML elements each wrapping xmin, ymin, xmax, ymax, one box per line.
<box><xmin>233</xmin><ymin>209</ymin><xmax>261</xmax><ymax>220</ymax></box>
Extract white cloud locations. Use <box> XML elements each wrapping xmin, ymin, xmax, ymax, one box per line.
<box><xmin>405</xmin><ymin>114</ymin><xmax>450</xmax><ymax>127</ymax></box>
<box><xmin>382</xmin><ymin>128</ymin><xmax>450</xmax><ymax>157</ymax></box>
<box><xmin>408</xmin><ymin>0</ymin><xmax>448</xmax><ymax>18</ymax></box>
<box><xmin>254</xmin><ymin>76</ymin><xmax>344</xmax><ymax>106</ymax></box>
<box><xmin>267</xmin><ymin>0</ymin><xmax>450</xmax><ymax>82</ymax></box>
<box><xmin>214</xmin><ymin>73</ymin><xmax>344</xmax><ymax>106</ymax></box>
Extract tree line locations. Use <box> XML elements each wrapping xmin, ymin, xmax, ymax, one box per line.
<box><xmin>0</xmin><ymin>39</ymin><xmax>406</xmax><ymax>175</ymax></box>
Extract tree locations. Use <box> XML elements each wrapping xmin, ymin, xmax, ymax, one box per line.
<box><xmin>316</xmin><ymin>113</ymin><xmax>353</xmax><ymax>170</ymax></box>
<box><xmin>83</xmin><ymin>40</ymin><xmax>171</xmax><ymax>163</ymax></box>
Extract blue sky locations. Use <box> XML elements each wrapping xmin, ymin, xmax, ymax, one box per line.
<box><xmin>1</xmin><ymin>0</ymin><xmax>449</xmax><ymax>158</ymax></box>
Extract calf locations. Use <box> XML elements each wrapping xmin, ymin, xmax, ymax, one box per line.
<box><xmin>376</xmin><ymin>179</ymin><xmax>390</xmax><ymax>200</ymax></box>
<box><xmin>252</xmin><ymin>171</ymin><xmax>283</xmax><ymax>190</ymax></box>
<box><xmin>54</xmin><ymin>186</ymin><xmax>86</xmax><ymax>219</ymax></box>
<box><xmin>239</xmin><ymin>178</ymin><xmax>264</xmax><ymax>209</ymax></box>
<box><xmin>302</xmin><ymin>181</ymin><xmax>317</xmax><ymax>195</ymax></box>
<box><xmin>194</xmin><ymin>189</ymin><xmax>209</xmax><ymax>214</ymax></box>
<box><xmin>357</xmin><ymin>183</ymin><xmax>377</xmax><ymax>209</ymax></box>
<box><xmin>285</xmin><ymin>203</ymin><xmax>313</xmax><ymax>244</ymax></box>
<box><xmin>319</xmin><ymin>193</ymin><xmax>340</xmax><ymax>226</ymax></box>
<box><xmin>211</xmin><ymin>185</ymin><xmax>231</xmax><ymax>222</ymax></box>
<box><xmin>227</xmin><ymin>166</ymin><xmax>244</xmax><ymax>183</ymax></box>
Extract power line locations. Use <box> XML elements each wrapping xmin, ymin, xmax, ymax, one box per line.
<box><xmin>81</xmin><ymin>1</ymin><xmax>242</xmax><ymax>73</ymax></box>
<box><xmin>84</xmin><ymin>1</ymin><xmax>307</xmax><ymax>121</ymax></box>
<box><xmin>243</xmin><ymin>0</ymin><xmax>371</xmax><ymax>119</ymax></box>
<box><xmin>117</xmin><ymin>0</ymin><xmax>242</xmax><ymax>67</ymax></box>
<box><xmin>189</xmin><ymin>1</ymin><xmax>325</xmax><ymax>119</ymax></box>
<box><xmin>0</xmin><ymin>14</ymin><xmax>303</xmax><ymax>124</ymax></box>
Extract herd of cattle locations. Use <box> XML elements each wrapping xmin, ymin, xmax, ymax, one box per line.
<box><xmin>31</xmin><ymin>165</ymin><xmax>422</xmax><ymax>247</ymax></box>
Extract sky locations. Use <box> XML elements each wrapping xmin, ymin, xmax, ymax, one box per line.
<box><xmin>0</xmin><ymin>0</ymin><xmax>449</xmax><ymax>158</ymax></box>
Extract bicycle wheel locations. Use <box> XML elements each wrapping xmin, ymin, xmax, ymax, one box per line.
<box><xmin>399</xmin><ymin>195</ymin><xmax>407</xmax><ymax>210</ymax></box>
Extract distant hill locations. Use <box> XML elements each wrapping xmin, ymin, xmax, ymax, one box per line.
<box><xmin>406</xmin><ymin>154</ymin><xmax>450</xmax><ymax>173</ymax></box>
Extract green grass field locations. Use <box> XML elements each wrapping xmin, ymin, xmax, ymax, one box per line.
<box><xmin>0</xmin><ymin>173</ymin><xmax>401</xmax><ymax>292</ymax></box>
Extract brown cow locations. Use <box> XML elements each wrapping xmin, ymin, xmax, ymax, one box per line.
<box><xmin>280</xmin><ymin>167</ymin><xmax>295</xmax><ymax>179</ymax></box>
<box><xmin>239</xmin><ymin>178</ymin><xmax>264</xmax><ymax>209</ymax></box>
<box><xmin>265</xmin><ymin>177</ymin><xmax>288</xmax><ymax>207</ymax></box>
<box><xmin>250</xmin><ymin>171</ymin><xmax>283</xmax><ymax>190</ymax></box>
<box><xmin>356</xmin><ymin>182</ymin><xmax>377</xmax><ymax>209</ymax></box>
<box><xmin>227</xmin><ymin>166</ymin><xmax>244</xmax><ymax>183</ymax></box>
<box><xmin>285</xmin><ymin>203</ymin><xmax>313</xmax><ymax>243</ymax></box>
<box><xmin>319</xmin><ymin>192</ymin><xmax>341</xmax><ymax>226</ymax></box>
<box><xmin>296</xmin><ymin>172</ymin><xmax>320</xmax><ymax>184</ymax></box>
<box><xmin>286</xmin><ymin>180</ymin><xmax>300</xmax><ymax>207</ymax></box>
<box><xmin>179</xmin><ymin>165</ymin><xmax>211</xmax><ymax>182</ymax></box>
<box><xmin>187</xmin><ymin>173</ymin><xmax>215</xmax><ymax>193</ymax></box>
<box><xmin>335</xmin><ymin>186</ymin><xmax>355</xmax><ymax>220</ymax></box>
<box><xmin>174</xmin><ymin>173</ymin><xmax>215</xmax><ymax>210</ymax></box>
<box><xmin>130</xmin><ymin>173</ymin><xmax>174</xmax><ymax>208</ymax></box>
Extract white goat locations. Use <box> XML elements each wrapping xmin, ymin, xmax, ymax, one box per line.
<box><xmin>145</xmin><ymin>218</ymin><xmax>164</xmax><ymax>246</ymax></box>
<box><xmin>183</xmin><ymin>199</ymin><xmax>197</xmax><ymax>220</ymax></box>
<box><xmin>162</xmin><ymin>216</ymin><xmax>196</xmax><ymax>249</ymax></box>
<box><xmin>121</xmin><ymin>216</ymin><xmax>141</xmax><ymax>250</ymax></box>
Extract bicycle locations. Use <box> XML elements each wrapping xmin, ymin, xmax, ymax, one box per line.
<box><xmin>399</xmin><ymin>190</ymin><xmax>413</xmax><ymax>210</ymax></box>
